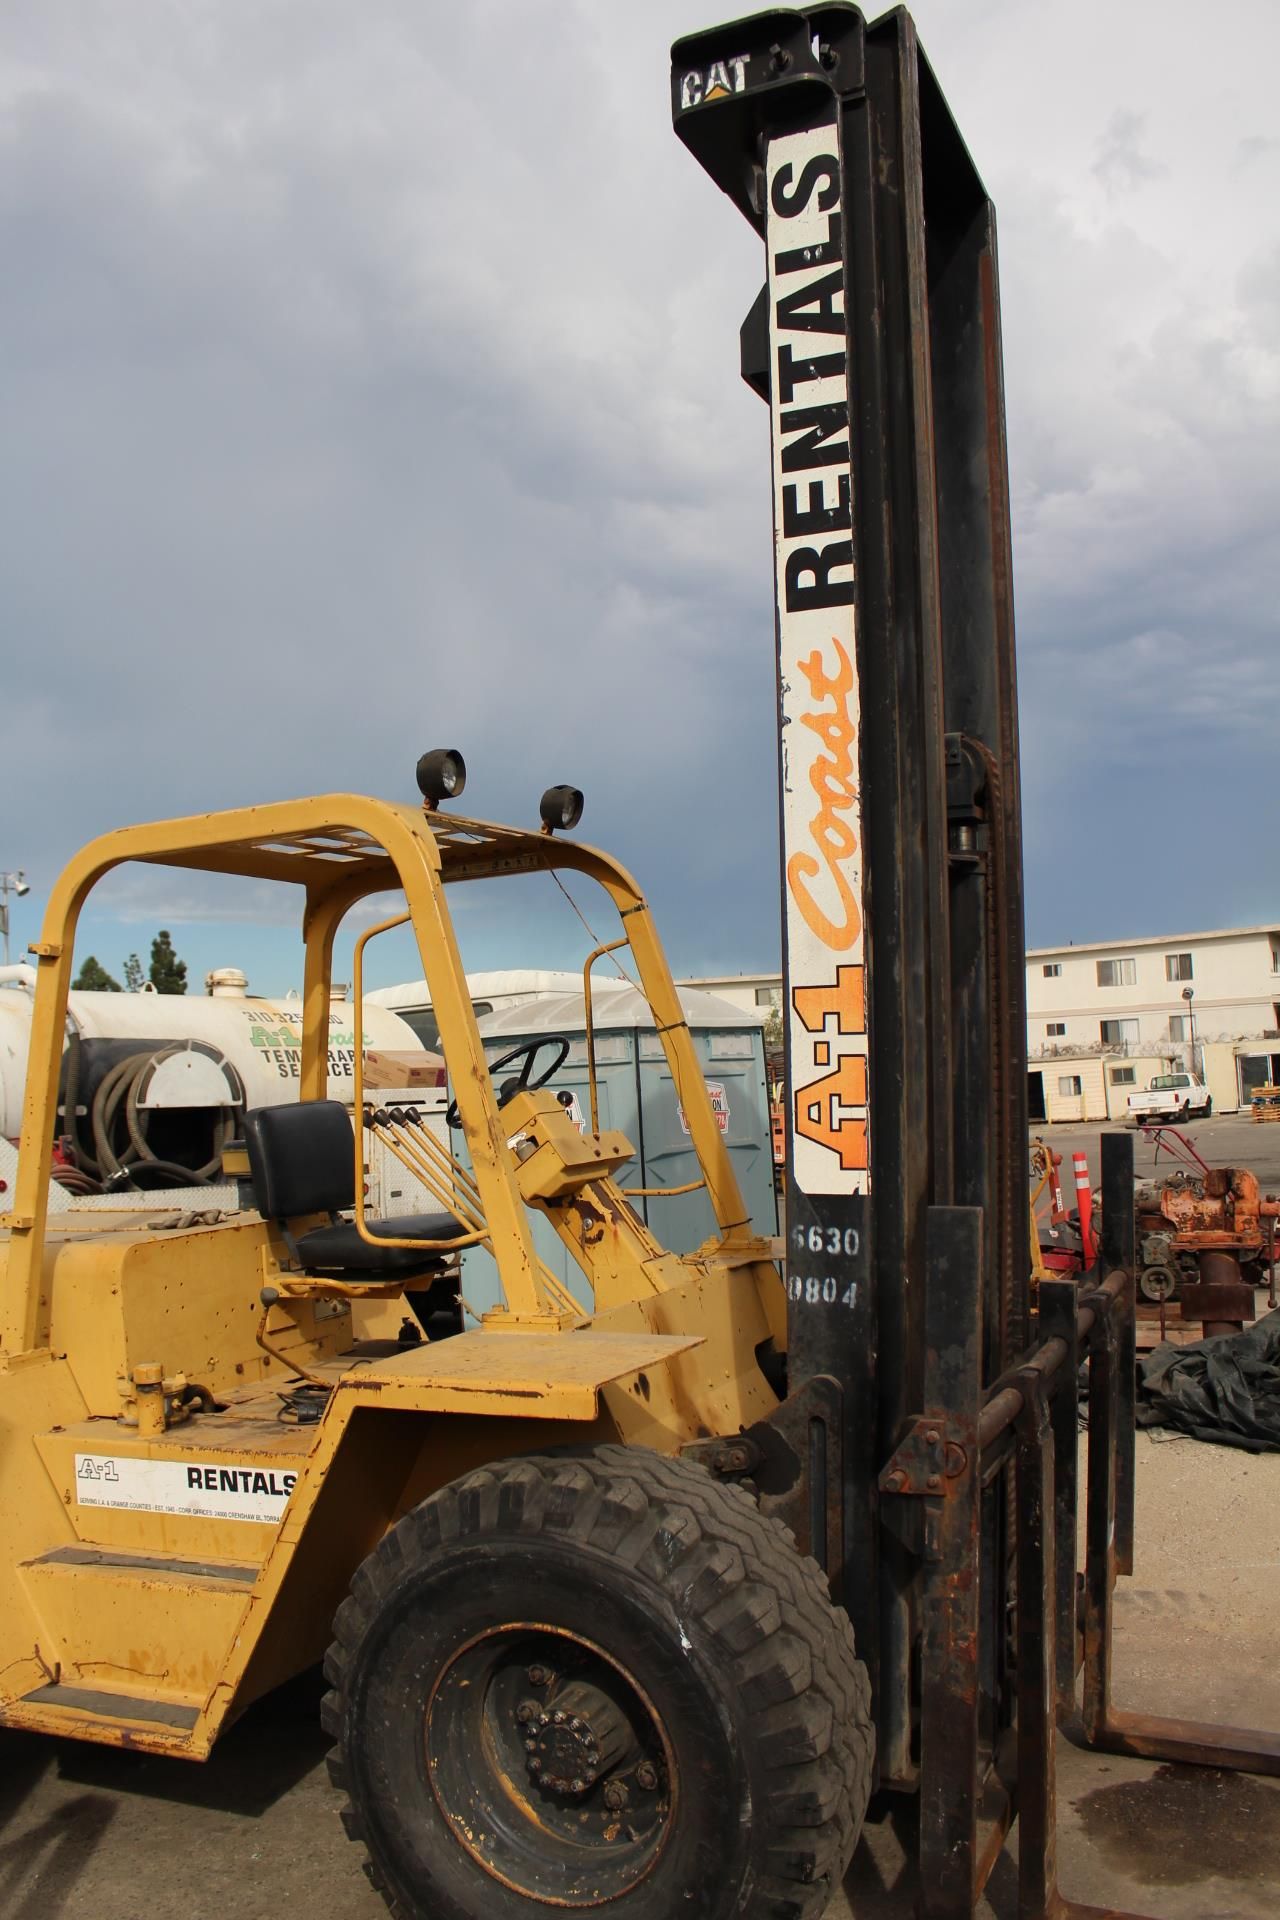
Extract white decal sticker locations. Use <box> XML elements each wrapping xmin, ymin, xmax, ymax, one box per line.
<box><xmin>765</xmin><ymin>122</ymin><xmax>869</xmax><ymax>1197</ymax></box>
<box><xmin>74</xmin><ymin>1453</ymin><xmax>297</xmax><ymax>1524</ymax></box>
<box><xmin>678</xmin><ymin>1082</ymin><xmax>730</xmax><ymax>1136</ymax></box>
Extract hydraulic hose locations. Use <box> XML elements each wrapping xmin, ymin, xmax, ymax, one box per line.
<box><xmin>88</xmin><ymin>1047</ymin><xmax>235</xmax><ymax>1187</ymax></box>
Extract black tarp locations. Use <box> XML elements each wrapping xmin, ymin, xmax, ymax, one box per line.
<box><xmin>1137</xmin><ymin>1308</ymin><xmax>1280</xmax><ymax>1453</ymax></box>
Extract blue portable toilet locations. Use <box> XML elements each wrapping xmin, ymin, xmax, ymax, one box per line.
<box><xmin>457</xmin><ymin>980</ymin><xmax>776</xmax><ymax>1314</ymax></box>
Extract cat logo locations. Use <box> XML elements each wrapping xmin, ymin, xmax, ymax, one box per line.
<box><xmin>679</xmin><ymin>55</ymin><xmax>750</xmax><ymax>110</ymax></box>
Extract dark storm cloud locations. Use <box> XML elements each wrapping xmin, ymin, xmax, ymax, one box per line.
<box><xmin>0</xmin><ymin>0</ymin><xmax>1275</xmax><ymax>989</ymax></box>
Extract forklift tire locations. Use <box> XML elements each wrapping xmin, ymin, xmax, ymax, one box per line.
<box><xmin>323</xmin><ymin>1445</ymin><xmax>873</xmax><ymax>1920</ymax></box>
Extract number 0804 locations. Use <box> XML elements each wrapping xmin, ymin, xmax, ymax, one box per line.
<box><xmin>786</xmin><ymin>1274</ymin><xmax>858</xmax><ymax>1309</ymax></box>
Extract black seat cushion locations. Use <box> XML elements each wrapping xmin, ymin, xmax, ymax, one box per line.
<box><xmin>243</xmin><ymin>1100</ymin><xmax>462</xmax><ymax>1280</ymax></box>
<box><xmin>296</xmin><ymin>1212</ymin><xmax>461</xmax><ymax>1280</ymax></box>
<box><xmin>243</xmin><ymin>1100</ymin><xmax>356</xmax><ymax>1218</ymax></box>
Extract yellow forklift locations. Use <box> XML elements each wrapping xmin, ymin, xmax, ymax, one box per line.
<box><xmin>0</xmin><ymin>765</ymin><xmax>872</xmax><ymax>1917</ymax></box>
<box><xmin>3</xmin><ymin>8</ymin><xmax>1274</xmax><ymax>1919</ymax></box>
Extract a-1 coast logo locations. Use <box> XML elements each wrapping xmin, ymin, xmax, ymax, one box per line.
<box><xmin>679</xmin><ymin>54</ymin><xmax>749</xmax><ymax>109</ymax></box>
<box><xmin>765</xmin><ymin>123</ymin><xmax>869</xmax><ymax>1197</ymax></box>
<box><xmin>787</xmin><ymin>638</ymin><xmax>861</xmax><ymax>952</ymax></box>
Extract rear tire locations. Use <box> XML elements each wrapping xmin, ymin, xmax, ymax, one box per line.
<box><xmin>323</xmin><ymin>1445</ymin><xmax>873</xmax><ymax>1920</ymax></box>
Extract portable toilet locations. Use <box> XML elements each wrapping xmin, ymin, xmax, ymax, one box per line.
<box><xmin>458</xmin><ymin>981</ymin><xmax>776</xmax><ymax>1314</ymax></box>
<box><xmin>365</xmin><ymin>971</ymin><xmax>585</xmax><ymax>1052</ymax></box>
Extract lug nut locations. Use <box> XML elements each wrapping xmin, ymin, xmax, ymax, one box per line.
<box><xmin>528</xmin><ymin>1757</ymin><xmax>542</xmax><ymax>1774</ymax></box>
<box><xmin>527</xmin><ymin>1665</ymin><xmax>550</xmax><ymax>1686</ymax></box>
<box><xmin>636</xmin><ymin>1761</ymin><xmax>659</xmax><ymax>1792</ymax></box>
<box><xmin>516</xmin><ymin>1701</ymin><xmax>537</xmax><ymax>1724</ymax></box>
<box><xmin>603</xmin><ymin>1781</ymin><xmax>629</xmax><ymax>1811</ymax></box>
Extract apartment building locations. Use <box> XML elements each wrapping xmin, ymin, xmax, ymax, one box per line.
<box><xmin>1026</xmin><ymin>925</ymin><xmax>1280</xmax><ymax>1121</ymax></box>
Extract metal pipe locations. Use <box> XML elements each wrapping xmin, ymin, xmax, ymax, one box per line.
<box><xmin>976</xmin><ymin>1268</ymin><xmax>1130</xmax><ymax>1452</ymax></box>
<box><xmin>582</xmin><ymin>937</ymin><xmax>629</xmax><ymax>1137</ymax></box>
<box><xmin>350</xmin><ymin>911</ymin><xmax>489</xmax><ymax>1256</ymax></box>
<box><xmin>622</xmin><ymin>1178</ymin><xmax>705</xmax><ymax>1198</ymax></box>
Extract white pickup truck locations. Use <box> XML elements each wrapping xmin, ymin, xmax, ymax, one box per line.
<box><xmin>1127</xmin><ymin>1071</ymin><xmax>1212</xmax><ymax>1124</ymax></box>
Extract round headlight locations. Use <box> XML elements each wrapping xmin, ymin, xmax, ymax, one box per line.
<box><xmin>416</xmin><ymin>749</ymin><xmax>467</xmax><ymax>806</ymax></box>
<box><xmin>539</xmin><ymin>785</ymin><xmax>584</xmax><ymax>833</ymax></box>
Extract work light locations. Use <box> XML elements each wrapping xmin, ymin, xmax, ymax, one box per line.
<box><xmin>539</xmin><ymin>786</ymin><xmax>584</xmax><ymax>832</ymax></box>
<box><xmin>416</xmin><ymin>749</ymin><xmax>467</xmax><ymax>808</ymax></box>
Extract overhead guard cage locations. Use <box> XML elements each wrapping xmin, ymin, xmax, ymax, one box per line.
<box><xmin>673</xmin><ymin>8</ymin><xmax>1279</xmax><ymax>1918</ymax></box>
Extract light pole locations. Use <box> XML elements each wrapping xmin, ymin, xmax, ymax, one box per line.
<box><xmin>1181</xmin><ymin>985</ymin><xmax>1197</xmax><ymax>1077</ymax></box>
<box><xmin>0</xmin><ymin>870</ymin><xmax>30</xmax><ymax>967</ymax></box>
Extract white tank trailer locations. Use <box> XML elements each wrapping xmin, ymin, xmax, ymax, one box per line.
<box><xmin>0</xmin><ymin>965</ymin><xmax>429</xmax><ymax>1193</ymax></box>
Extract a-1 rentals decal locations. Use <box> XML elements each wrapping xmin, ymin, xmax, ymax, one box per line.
<box><xmin>75</xmin><ymin>1452</ymin><xmax>297</xmax><ymax>1524</ymax></box>
<box><xmin>765</xmin><ymin>121</ymin><xmax>869</xmax><ymax>1196</ymax></box>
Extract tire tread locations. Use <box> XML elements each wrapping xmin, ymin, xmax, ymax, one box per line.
<box><xmin>324</xmin><ymin>1443</ymin><xmax>873</xmax><ymax>1920</ymax></box>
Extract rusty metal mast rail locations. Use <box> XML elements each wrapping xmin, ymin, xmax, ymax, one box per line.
<box><xmin>976</xmin><ymin>1268</ymin><xmax>1128</xmax><ymax>1454</ymax></box>
<box><xmin>879</xmin><ymin>1136</ymin><xmax>1280</xmax><ymax>1920</ymax></box>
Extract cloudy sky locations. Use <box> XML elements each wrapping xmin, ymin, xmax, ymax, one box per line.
<box><xmin>1</xmin><ymin>0</ymin><xmax>1276</xmax><ymax>997</ymax></box>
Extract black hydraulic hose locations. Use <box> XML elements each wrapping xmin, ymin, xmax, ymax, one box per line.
<box><xmin>104</xmin><ymin>1159</ymin><xmax>215</xmax><ymax>1193</ymax></box>
<box><xmin>91</xmin><ymin>1047</ymin><xmax>234</xmax><ymax>1187</ymax></box>
<box><xmin>92</xmin><ymin>1055</ymin><xmax>146</xmax><ymax>1181</ymax></box>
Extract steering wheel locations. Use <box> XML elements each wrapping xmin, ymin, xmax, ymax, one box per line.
<box><xmin>446</xmin><ymin>1036</ymin><xmax>572</xmax><ymax>1131</ymax></box>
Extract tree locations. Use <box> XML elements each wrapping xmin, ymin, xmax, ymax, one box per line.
<box><xmin>149</xmin><ymin>929</ymin><xmax>188</xmax><ymax>995</ymax></box>
<box><xmin>122</xmin><ymin>953</ymin><xmax>145</xmax><ymax>993</ymax></box>
<box><xmin>763</xmin><ymin>1007</ymin><xmax>784</xmax><ymax>1051</ymax></box>
<box><xmin>74</xmin><ymin>955</ymin><xmax>121</xmax><ymax>992</ymax></box>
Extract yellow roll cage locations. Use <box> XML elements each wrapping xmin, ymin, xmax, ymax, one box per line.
<box><xmin>0</xmin><ymin>793</ymin><xmax>755</xmax><ymax>1357</ymax></box>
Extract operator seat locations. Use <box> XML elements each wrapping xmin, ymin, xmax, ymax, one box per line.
<box><xmin>242</xmin><ymin>1099</ymin><xmax>461</xmax><ymax>1283</ymax></box>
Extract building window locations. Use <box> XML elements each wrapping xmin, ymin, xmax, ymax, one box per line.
<box><xmin>1096</xmin><ymin>957</ymin><xmax>1136</xmax><ymax>987</ymax></box>
<box><xmin>1165</xmin><ymin>953</ymin><xmax>1193</xmax><ymax>982</ymax></box>
<box><xmin>754</xmin><ymin>986</ymin><xmax>780</xmax><ymax>1008</ymax></box>
<box><xmin>1100</xmin><ymin>1018</ymin><xmax>1139</xmax><ymax>1047</ymax></box>
<box><xmin>1045</xmin><ymin>1022</ymin><xmax>1066</xmax><ymax>1037</ymax></box>
<box><xmin>1058</xmin><ymin>1075</ymin><xmax>1082</xmax><ymax>1097</ymax></box>
<box><xmin>1168</xmin><ymin>1015</ymin><xmax>1187</xmax><ymax>1042</ymax></box>
<box><xmin>1109</xmin><ymin>1066</ymin><xmax>1136</xmax><ymax>1086</ymax></box>
<box><xmin>1042</xmin><ymin>962</ymin><xmax>1062</xmax><ymax>978</ymax></box>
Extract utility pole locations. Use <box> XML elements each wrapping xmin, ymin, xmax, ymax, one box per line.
<box><xmin>0</xmin><ymin>870</ymin><xmax>30</xmax><ymax>967</ymax></box>
<box><xmin>1182</xmin><ymin>984</ymin><xmax>1197</xmax><ymax>1076</ymax></box>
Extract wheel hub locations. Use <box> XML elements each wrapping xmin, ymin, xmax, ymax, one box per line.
<box><xmin>520</xmin><ymin>1679</ymin><xmax>635</xmax><ymax>1794</ymax></box>
<box><xmin>425</xmin><ymin>1623</ymin><xmax>675</xmax><ymax>1905</ymax></box>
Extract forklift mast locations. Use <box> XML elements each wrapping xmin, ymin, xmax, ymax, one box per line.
<box><xmin>674</xmin><ymin>5</ymin><xmax>1029</xmax><ymax>1787</ymax></box>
